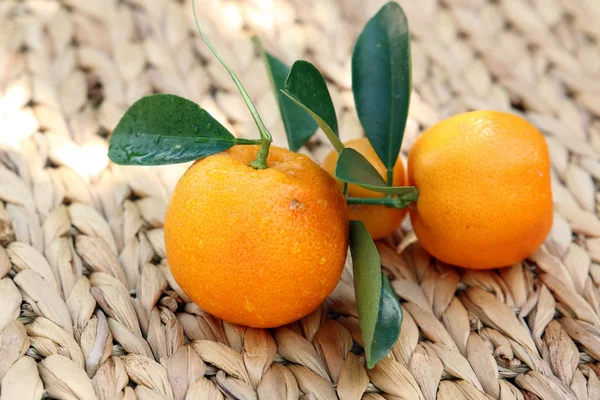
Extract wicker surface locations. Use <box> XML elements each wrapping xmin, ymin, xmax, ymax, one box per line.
<box><xmin>1</xmin><ymin>0</ymin><xmax>600</xmax><ymax>399</ymax></box>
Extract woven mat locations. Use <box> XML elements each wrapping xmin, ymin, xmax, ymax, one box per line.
<box><xmin>1</xmin><ymin>0</ymin><xmax>600</xmax><ymax>399</ymax></box>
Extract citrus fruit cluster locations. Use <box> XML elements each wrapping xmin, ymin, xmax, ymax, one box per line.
<box><xmin>162</xmin><ymin>110</ymin><xmax>552</xmax><ymax>328</ymax></box>
<box><xmin>108</xmin><ymin>0</ymin><xmax>553</xmax><ymax>366</ymax></box>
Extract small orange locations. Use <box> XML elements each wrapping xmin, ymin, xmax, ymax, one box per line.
<box><xmin>407</xmin><ymin>110</ymin><xmax>553</xmax><ymax>269</ymax></box>
<box><xmin>322</xmin><ymin>137</ymin><xmax>408</xmax><ymax>240</ymax></box>
<box><xmin>164</xmin><ymin>145</ymin><xmax>349</xmax><ymax>328</ymax></box>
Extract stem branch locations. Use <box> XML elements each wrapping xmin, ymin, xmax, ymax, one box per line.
<box><xmin>347</xmin><ymin>191</ymin><xmax>418</xmax><ymax>209</ymax></box>
<box><xmin>233</xmin><ymin>138</ymin><xmax>263</xmax><ymax>145</ymax></box>
<box><xmin>192</xmin><ymin>0</ymin><xmax>272</xmax><ymax>142</ymax></box>
<box><xmin>346</xmin><ymin>197</ymin><xmax>399</xmax><ymax>206</ymax></box>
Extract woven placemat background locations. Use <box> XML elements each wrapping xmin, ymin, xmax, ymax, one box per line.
<box><xmin>1</xmin><ymin>0</ymin><xmax>600</xmax><ymax>399</ymax></box>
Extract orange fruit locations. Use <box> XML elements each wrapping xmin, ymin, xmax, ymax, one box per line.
<box><xmin>407</xmin><ymin>110</ymin><xmax>553</xmax><ymax>269</ymax></box>
<box><xmin>322</xmin><ymin>137</ymin><xmax>408</xmax><ymax>240</ymax></box>
<box><xmin>164</xmin><ymin>145</ymin><xmax>349</xmax><ymax>328</ymax></box>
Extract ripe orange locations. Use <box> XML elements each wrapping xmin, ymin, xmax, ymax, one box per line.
<box><xmin>407</xmin><ymin>110</ymin><xmax>553</xmax><ymax>269</ymax></box>
<box><xmin>164</xmin><ymin>145</ymin><xmax>349</xmax><ymax>328</ymax></box>
<box><xmin>322</xmin><ymin>137</ymin><xmax>408</xmax><ymax>240</ymax></box>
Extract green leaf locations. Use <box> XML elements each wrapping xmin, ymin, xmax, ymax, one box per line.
<box><xmin>281</xmin><ymin>61</ymin><xmax>345</xmax><ymax>152</ymax></box>
<box><xmin>335</xmin><ymin>148</ymin><xmax>417</xmax><ymax>196</ymax></box>
<box><xmin>349</xmin><ymin>221</ymin><xmax>380</xmax><ymax>368</ymax></box>
<box><xmin>252</xmin><ymin>37</ymin><xmax>318</xmax><ymax>152</ymax></box>
<box><xmin>350</xmin><ymin>220</ymin><xmax>402</xmax><ymax>368</ymax></box>
<box><xmin>108</xmin><ymin>94</ymin><xmax>239</xmax><ymax>166</ymax></box>
<box><xmin>352</xmin><ymin>1</ymin><xmax>411</xmax><ymax>178</ymax></box>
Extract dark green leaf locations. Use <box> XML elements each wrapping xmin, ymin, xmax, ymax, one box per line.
<box><xmin>349</xmin><ymin>220</ymin><xmax>402</xmax><ymax>368</ymax></box>
<box><xmin>253</xmin><ymin>37</ymin><xmax>318</xmax><ymax>151</ymax></box>
<box><xmin>352</xmin><ymin>1</ymin><xmax>411</xmax><ymax>176</ymax></box>
<box><xmin>281</xmin><ymin>61</ymin><xmax>345</xmax><ymax>152</ymax></box>
<box><xmin>371</xmin><ymin>272</ymin><xmax>402</xmax><ymax>366</ymax></box>
<box><xmin>108</xmin><ymin>94</ymin><xmax>237</xmax><ymax>166</ymax></box>
<box><xmin>335</xmin><ymin>148</ymin><xmax>417</xmax><ymax>196</ymax></box>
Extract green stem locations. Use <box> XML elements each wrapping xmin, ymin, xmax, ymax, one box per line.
<box><xmin>233</xmin><ymin>138</ymin><xmax>263</xmax><ymax>145</ymax></box>
<box><xmin>192</xmin><ymin>0</ymin><xmax>272</xmax><ymax>142</ymax></box>
<box><xmin>346</xmin><ymin>191</ymin><xmax>418</xmax><ymax>209</ymax></box>
<box><xmin>386</xmin><ymin>168</ymin><xmax>393</xmax><ymax>186</ymax></box>
<box><xmin>346</xmin><ymin>197</ymin><xmax>399</xmax><ymax>206</ymax></box>
<box><xmin>249</xmin><ymin>141</ymin><xmax>271</xmax><ymax>170</ymax></box>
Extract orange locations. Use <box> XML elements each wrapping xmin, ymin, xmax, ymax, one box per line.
<box><xmin>322</xmin><ymin>137</ymin><xmax>408</xmax><ymax>240</ymax></box>
<box><xmin>164</xmin><ymin>145</ymin><xmax>349</xmax><ymax>328</ymax></box>
<box><xmin>407</xmin><ymin>110</ymin><xmax>553</xmax><ymax>269</ymax></box>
